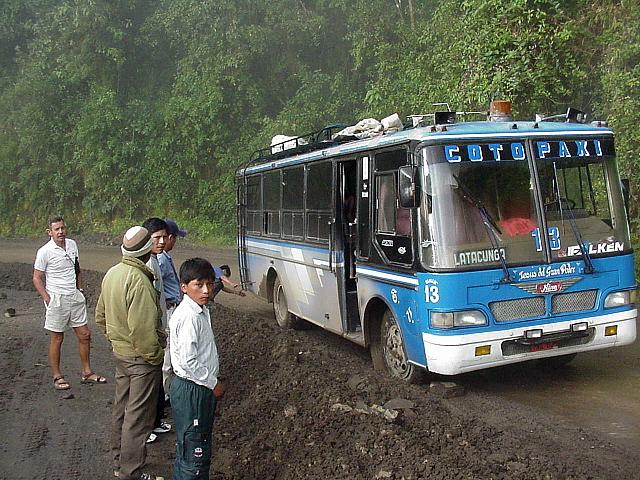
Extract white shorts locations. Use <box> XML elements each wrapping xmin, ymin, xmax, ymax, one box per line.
<box><xmin>44</xmin><ymin>290</ymin><xmax>87</xmax><ymax>332</ymax></box>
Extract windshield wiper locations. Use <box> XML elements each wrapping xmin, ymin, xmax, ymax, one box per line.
<box><xmin>454</xmin><ymin>175</ymin><xmax>512</xmax><ymax>283</ymax></box>
<box><xmin>551</xmin><ymin>162</ymin><xmax>595</xmax><ymax>274</ymax></box>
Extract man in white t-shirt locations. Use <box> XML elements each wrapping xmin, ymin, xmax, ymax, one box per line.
<box><xmin>32</xmin><ymin>216</ymin><xmax>106</xmax><ymax>391</ymax></box>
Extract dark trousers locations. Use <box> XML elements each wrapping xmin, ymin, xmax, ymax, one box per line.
<box><xmin>170</xmin><ymin>376</ymin><xmax>217</xmax><ymax>480</ymax></box>
<box><xmin>111</xmin><ymin>353</ymin><xmax>161</xmax><ymax>480</ymax></box>
<box><xmin>154</xmin><ymin>384</ymin><xmax>165</xmax><ymax>427</ymax></box>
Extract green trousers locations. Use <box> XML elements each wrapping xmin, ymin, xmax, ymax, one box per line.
<box><xmin>170</xmin><ymin>375</ymin><xmax>217</xmax><ymax>480</ymax></box>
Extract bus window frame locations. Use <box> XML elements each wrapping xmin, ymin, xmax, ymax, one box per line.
<box><xmin>371</xmin><ymin>146</ymin><xmax>415</xmax><ymax>268</ymax></box>
<box><xmin>245</xmin><ymin>173</ymin><xmax>263</xmax><ymax>235</ymax></box>
<box><xmin>281</xmin><ymin>165</ymin><xmax>305</xmax><ymax>241</ymax></box>
<box><xmin>262</xmin><ymin>169</ymin><xmax>282</xmax><ymax>237</ymax></box>
<box><xmin>305</xmin><ymin>160</ymin><xmax>333</xmax><ymax>245</ymax></box>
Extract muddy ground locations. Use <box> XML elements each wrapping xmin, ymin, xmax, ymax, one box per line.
<box><xmin>0</xmin><ymin>261</ymin><xmax>638</xmax><ymax>480</ymax></box>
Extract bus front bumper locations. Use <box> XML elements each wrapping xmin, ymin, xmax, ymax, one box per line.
<box><xmin>421</xmin><ymin>309</ymin><xmax>637</xmax><ymax>375</ymax></box>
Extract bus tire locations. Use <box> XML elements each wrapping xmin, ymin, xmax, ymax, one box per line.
<box><xmin>537</xmin><ymin>353</ymin><xmax>577</xmax><ymax>370</ymax></box>
<box><xmin>371</xmin><ymin>309</ymin><xmax>424</xmax><ymax>384</ymax></box>
<box><xmin>273</xmin><ymin>276</ymin><xmax>304</xmax><ymax>329</ymax></box>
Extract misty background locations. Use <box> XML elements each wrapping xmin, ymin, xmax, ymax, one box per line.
<box><xmin>0</xmin><ymin>0</ymin><xmax>638</xmax><ymax>250</ymax></box>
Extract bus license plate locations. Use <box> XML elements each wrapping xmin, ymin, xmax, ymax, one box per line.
<box><xmin>530</xmin><ymin>341</ymin><xmax>559</xmax><ymax>352</ymax></box>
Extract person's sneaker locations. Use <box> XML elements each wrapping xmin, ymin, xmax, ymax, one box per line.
<box><xmin>139</xmin><ymin>474</ymin><xmax>165</xmax><ymax>480</ymax></box>
<box><xmin>113</xmin><ymin>470</ymin><xmax>120</xmax><ymax>478</ymax></box>
<box><xmin>152</xmin><ymin>421</ymin><xmax>171</xmax><ymax>434</ymax></box>
<box><xmin>146</xmin><ymin>432</ymin><xmax>157</xmax><ymax>444</ymax></box>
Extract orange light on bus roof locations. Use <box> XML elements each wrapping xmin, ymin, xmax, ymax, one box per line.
<box><xmin>489</xmin><ymin>100</ymin><xmax>513</xmax><ymax>122</ymax></box>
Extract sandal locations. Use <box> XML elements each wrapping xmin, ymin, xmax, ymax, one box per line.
<box><xmin>53</xmin><ymin>376</ymin><xmax>71</xmax><ymax>390</ymax></box>
<box><xmin>81</xmin><ymin>372</ymin><xmax>107</xmax><ymax>384</ymax></box>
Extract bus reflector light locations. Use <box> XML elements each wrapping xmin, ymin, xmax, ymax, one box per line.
<box><xmin>524</xmin><ymin>329</ymin><xmax>543</xmax><ymax>339</ymax></box>
<box><xmin>604</xmin><ymin>325</ymin><xmax>618</xmax><ymax>336</ymax></box>
<box><xmin>571</xmin><ymin>322</ymin><xmax>588</xmax><ymax>332</ymax></box>
<box><xmin>475</xmin><ymin>345</ymin><xmax>491</xmax><ymax>356</ymax></box>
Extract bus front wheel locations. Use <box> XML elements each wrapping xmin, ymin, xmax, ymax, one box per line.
<box><xmin>273</xmin><ymin>276</ymin><xmax>304</xmax><ymax>329</ymax></box>
<box><xmin>371</xmin><ymin>310</ymin><xmax>424</xmax><ymax>384</ymax></box>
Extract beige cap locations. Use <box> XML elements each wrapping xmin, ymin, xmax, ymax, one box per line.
<box><xmin>121</xmin><ymin>226</ymin><xmax>152</xmax><ymax>257</ymax></box>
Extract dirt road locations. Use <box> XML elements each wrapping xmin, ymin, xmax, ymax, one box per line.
<box><xmin>1</xmin><ymin>238</ymin><xmax>639</xmax><ymax>479</ymax></box>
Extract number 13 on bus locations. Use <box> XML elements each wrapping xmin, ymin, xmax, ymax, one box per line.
<box><xmin>236</xmin><ymin>101</ymin><xmax>636</xmax><ymax>382</ymax></box>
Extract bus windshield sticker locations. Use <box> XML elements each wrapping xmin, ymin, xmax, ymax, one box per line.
<box><xmin>454</xmin><ymin>248</ymin><xmax>506</xmax><ymax>266</ymax></box>
<box><xmin>443</xmin><ymin>143</ymin><xmax>525</xmax><ymax>163</ymax></box>
<box><xmin>513</xmin><ymin>262</ymin><xmax>578</xmax><ymax>282</ymax></box>
<box><xmin>535</xmin><ymin>138</ymin><xmax>614</xmax><ymax>159</ymax></box>
<box><xmin>565</xmin><ymin>240</ymin><xmax>623</xmax><ymax>257</ymax></box>
<box><xmin>429</xmin><ymin>138</ymin><xmax>613</xmax><ymax>164</ymax></box>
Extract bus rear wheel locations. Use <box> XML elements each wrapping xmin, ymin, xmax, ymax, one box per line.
<box><xmin>273</xmin><ymin>276</ymin><xmax>304</xmax><ymax>329</ymax></box>
<box><xmin>371</xmin><ymin>310</ymin><xmax>424</xmax><ymax>383</ymax></box>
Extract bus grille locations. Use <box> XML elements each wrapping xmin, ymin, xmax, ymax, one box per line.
<box><xmin>551</xmin><ymin>289</ymin><xmax>597</xmax><ymax>314</ymax></box>
<box><xmin>490</xmin><ymin>297</ymin><xmax>546</xmax><ymax>322</ymax></box>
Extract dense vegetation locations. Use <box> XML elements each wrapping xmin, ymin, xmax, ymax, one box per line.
<box><xmin>0</xmin><ymin>0</ymin><xmax>638</xmax><ymax>245</ymax></box>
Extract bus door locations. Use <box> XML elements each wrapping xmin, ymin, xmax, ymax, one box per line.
<box><xmin>335</xmin><ymin>160</ymin><xmax>360</xmax><ymax>333</ymax></box>
<box><xmin>357</xmin><ymin>149</ymin><xmax>421</xmax><ymax>352</ymax></box>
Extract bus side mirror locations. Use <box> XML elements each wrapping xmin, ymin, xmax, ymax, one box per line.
<box><xmin>398</xmin><ymin>166</ymin><xmax>420</xmax><ymax>208</ymax></box>
<box><xmin>621</xmin><ymin>178</ymin><xmax>630</xmax><ymax>215</ymax></box>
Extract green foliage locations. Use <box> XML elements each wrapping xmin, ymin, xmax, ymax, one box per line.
<box><xmin>0</xmin><ymin>0</ymin><xmax>638</xmax><ymax>256</ymax></box>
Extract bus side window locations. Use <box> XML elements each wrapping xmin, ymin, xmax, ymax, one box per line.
<box><xmin>376</xmin><ymin>173</ymin><xmax>410</xmax><ymax>236</ymax></box>
<box><xmin>396</xmin><ymin>206</ymin><xmax>410</xmax><ymax>236</ymax></box>
<box><xmin>377</xmin><ymin>174</ymin><xmax>396</xmax><ymax>233</ymax></box>
<box><xmin>282</xmin><ymin>166</ymin><xmax>305</xmax><ymax>239</ymax></box>
<box><xmin>263</xmin><ymin>170</ymin><xmax>281</xmax><ymax>236</ymax></box>
<box><xmin>246</xmin><ymin>174</ymin><xmax>262</xmax><ymax>235</ymax></box>
<box><xmin>306</xmin><ymin>161</ymin><xmax>332</xmax><ymax>243</ymax></box>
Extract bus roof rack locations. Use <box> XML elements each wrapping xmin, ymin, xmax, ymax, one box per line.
<box><xmin>404</xmin><ymin>101</ymin><xmax>489</xmax><ymax>129</ymax></box>
<box><xmin>535</xmin><ymin>107</ymin><xmax>587</xmax><ymax>124</ymax></box>
<box><xmin>247</xmin><ymin>123</ymin><xmax>349</xmax><ymax>166</ymax></box>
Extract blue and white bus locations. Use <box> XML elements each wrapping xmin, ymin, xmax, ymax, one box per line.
<box><xmin>236</xmin><ymin>101</ymin><xmax>637</xmax><ymax>382</ymax></box>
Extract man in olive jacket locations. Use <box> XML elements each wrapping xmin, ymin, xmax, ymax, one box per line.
<box><xmin>96</xmin><ymin>226</ymin><xmax>167</xmax><ymax>480</ymax></box>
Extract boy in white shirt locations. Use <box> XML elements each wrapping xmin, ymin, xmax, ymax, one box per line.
<box><xmin>169</xmin><ymin>258</ymin><xmax>224</xmax><ymax>479</ymax></box>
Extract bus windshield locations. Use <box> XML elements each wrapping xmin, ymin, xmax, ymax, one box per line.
<box><xmin>420</xmin><ymin>150</ymin><xmax>543</xmax><ymax>269</ymax></box>
<box><xmin>537</xmin><ymin>153</ymin><xmax>630</xmax><ymax>262</ymax></box>
<box><xmin>419</xmin><ymin>142</ymin><xmax>631</xmax><ymax>270</ymax></box>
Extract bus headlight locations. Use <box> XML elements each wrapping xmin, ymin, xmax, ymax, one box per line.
<box><xmin>454</xmin><ymin>310</ymin><xmax>487</xmax><ymax>327</ymax></box>
<box><xmin>604</xmin><ymin>291</ymin><xmax>632</xmax><ymax>309</ymax></box>
<box><xmin>431</xmin><ymin>312</ymin><xmax>454</xmax><ymax>328</ymax></box>
<box><xmin>431</xmin><ymin>310</ymin><xmax>487</xmax><ymax>329</ymax></box>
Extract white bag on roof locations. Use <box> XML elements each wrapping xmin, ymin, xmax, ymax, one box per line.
<box><xmin>333</xmin><ymin>113</ymin><xmax>402</xmax><ymax>139</ymax></box>
<box><xmin>271</xmin><ymin>135</ymin><xmax>308</xmax><ymax>154</ymax></box>
<box><xmin>381</xmin><ymin>113</ymin><xmax>403</xmax><ymax>133</ymax></box>
<box><xmin>334</xmin><ymin>118</ymin><xmax>383</xmax><ymax>139</ymax></box>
